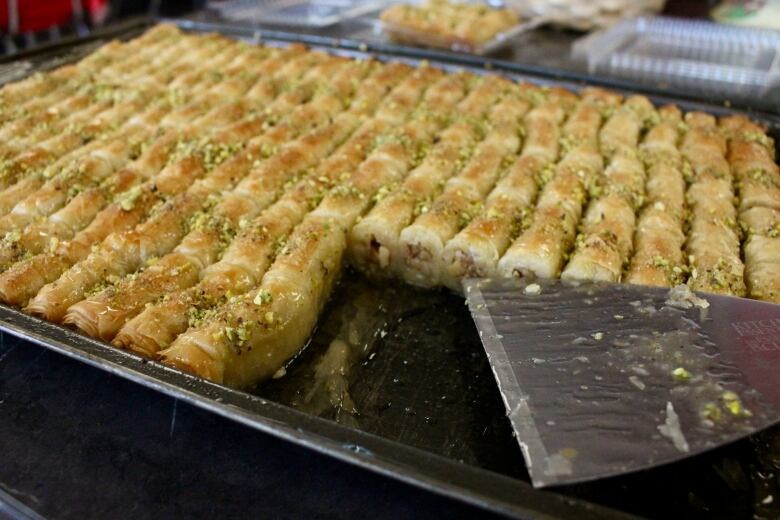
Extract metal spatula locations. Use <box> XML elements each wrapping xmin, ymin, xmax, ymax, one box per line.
<box><xmin>463</xmin><ymin>277</ymin><xmax>780</xmax><ymax>488</ymax></box>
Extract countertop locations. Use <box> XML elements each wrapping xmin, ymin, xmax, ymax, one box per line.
<box><xmin>0</xmin><ymin>333</ymin><xmax>505</xmax><ymax>519</ymax></box>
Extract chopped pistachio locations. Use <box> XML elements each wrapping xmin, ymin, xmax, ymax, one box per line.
<box><xmin>3</xmin><ymin>230</ymin><xmax>21</xmax><ymax>244</ymax></box>
<box><xmin>254</xmin><ymin>289</ymin><xmax>273</xmax><ymax>305</ymax></box>
<box><xmin>721</xmin><ymin>390</ymin><xmax>750</xmax><ymax>417</ymax></box>
<box><xmin>119</xmin><ymin>186</ymin><xmax>144</xmax><ymax>211</ymax></box>
<box><xmin>671</xmin><ymin>367</ymin><xmax>691</xmax><ymax>382</ymax></box>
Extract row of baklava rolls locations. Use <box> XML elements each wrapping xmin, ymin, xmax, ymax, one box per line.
<box><xmin>350</xmin><ymin>87</ymin><xmax>780</xmax><ymax>303</ymax></box>
<box><xmin>0</xmin><ymin>26</ymin><xmax>777</xmax><ymax>390</ymax></box>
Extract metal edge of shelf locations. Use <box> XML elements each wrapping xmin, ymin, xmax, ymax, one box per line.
<box><xmin>0</xmin><ymin>17</ymin><xmax>153</xmax><ymax>67</ymax></box>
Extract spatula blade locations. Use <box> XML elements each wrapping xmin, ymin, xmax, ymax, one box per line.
<box><xmin>464</xmin><ymin>278</ymin><xmax>780</xmax><ymax>488</ymax></box>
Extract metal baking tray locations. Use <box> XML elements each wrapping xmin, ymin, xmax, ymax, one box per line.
<box><xmin>1</xmin><ymin>17</ymin><xmax>779</xmax><ymax>519</ymax></box>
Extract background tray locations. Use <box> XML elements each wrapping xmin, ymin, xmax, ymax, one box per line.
<box><xmin>378</xmin><ymin>14</ymin><xmax>548</xmax><ymax>55</ymax></box>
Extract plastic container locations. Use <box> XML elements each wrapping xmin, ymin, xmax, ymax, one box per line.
<box><xmin>572</xmin><ymin>16</ymin><xmax>780</xmax><ymax>106</ymax></box>
<box><xmin>207</xmin><ymin>0</ymin><xmax>388</xmax><ymax>28</ymax></box>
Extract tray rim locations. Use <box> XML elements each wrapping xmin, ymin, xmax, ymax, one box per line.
<box><xmin>1</xmin><ymin>15</ymin><xmax>778</xmax><ymax>519</ymax></box>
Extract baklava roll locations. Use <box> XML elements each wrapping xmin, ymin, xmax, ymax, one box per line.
<box><xmin>720</xmin><ymin>115</ymin><xmax>775</xmax><ymax>156</ymax></box>
<box><xmin>683</xmin><ymin>112</ymin><xmax>745</xmax><ymax>296</ymax></box>
<box><xmin>740</xmin><ymin>207</ymin><xmax>780</xmax><ymax>237</ymax></box>
<box><xmin>560</xmin><ymin>192</ymin><xmax>637</xmax><ymax>282</ymax></box>
<box><xmin>743</xmin><ymin>233</ymin><xmax>780</xmax><ymax>303</ymax></box>
<box><xmin>502</xmin><ymin>160</ymin><xmax>591</xmax><ymax>280</ymax></box>
<box><xmin>638</xmin><ymin>106</ymin><xmax>686</xmax><ymax>220</ymax></box>
<box><xmin>599</xmin><ymin>96</ymin><xmax>655</xmax><ymax>159</ymax></box>
<box><xmin>721</xmin><ymin>115</ymin><xmax>780</xmax><ymax>302</ymax></box>
<box><xmin>625</xmin><ymin>107</ymin><xmax>688</xmax><ymax>287</ymax></box>
<box><xmin>726</xmin><ymin>136</ymin><xmax>780</xmax><ymax>213</ymax></box>
<box><xmin>682</xmin><ymin>112</ymin><xmax>731</xmax><ymax>180</ymax></box>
